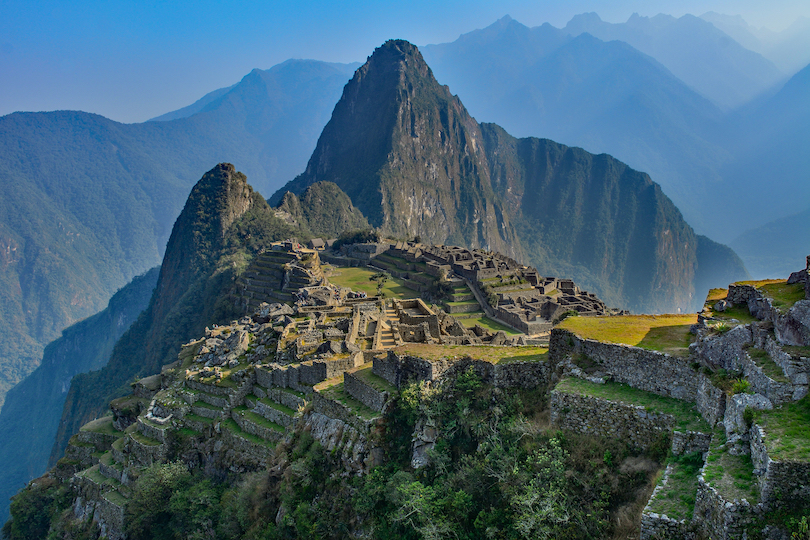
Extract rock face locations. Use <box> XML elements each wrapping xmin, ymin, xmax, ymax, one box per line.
<box><xmin>271</xmin><ymin>40</ymin><xmax>521</xmax><ymax>259</ymax></box>
<box><xmin>50</xmin><ymin>164</ymin><xmax>264</xmax><ymax>465</ymax></box>
<box><xmin>272</xmin><ymin>39</ymin><xmax>747</xmax><ymax>313</ymax></box>
<box><xmin>275</xmin><ymin>181</ymin><xmax>370</xmax><ymax>238</ymax></box>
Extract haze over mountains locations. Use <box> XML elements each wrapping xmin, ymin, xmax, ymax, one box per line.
<box><xmin>0</xmin><ymin>10</ymin><xmax>807</xmax><ymax>521</ymax></box>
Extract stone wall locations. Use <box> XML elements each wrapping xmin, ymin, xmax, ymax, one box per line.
<box><xmin>693</xmin><ymin>325</ymin><xmax>752</xmax><ymax>373</ymax></box>
<box><xmin>220</xmin><ymin>424</ymin><xmax>275</xmax><ymax>466</ymax></box>
<box><xmin>303</xmin><ymin>412</ymin><xmax>375</xmax><ymax>473</ymax></box>
<box><xmin>640</xmin><ymin>465</ymin><xmax>695</xmax><ymax>540</ymax></box>
<box><xmin>671</xmin><ymin>430</ymin><xmax>712</xmax><ymax>456</ymax></box>
<box><xmin>693</xmin><ymin>478</ymin><xmax>755</xmax><ymax>540</ymax></box>
<box><xmin>344</xmin><ymin>371</ymin><xmax>390</xmax><ymax>412</ymax></box>
<box><xmin>552</xmin><ymin>329</ymin><xmax>700</xmax><ymax>401</ymax></box>
<box><xmin>550</xmin><ymin>391</ymin><xmax>675</xmax><ymax>453</ymax></box>
<box><xmin>697</xmin><ymin>375</ymin><xmax>726</xmax><ymax>426</ymax></box>
<box><xmin>750</xmin><ymin>423</ymin><xmax>810</xmax><ymax>510</ymax></box>
<box><xmin>231</xmin><ymin>410</ymin><xmax>284</xmax><ymax>443</ymax></box>
<box><xmin>311</xmin><ymin>391</ymin><xmax>378</xmax><ymax>434</ymax></box>
<box><xmin>372</xmin><ymin>352</ymin><xmax>550</xmax><ymax>391</ymax></box>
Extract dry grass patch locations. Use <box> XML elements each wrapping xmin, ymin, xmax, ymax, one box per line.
<box><xmin>558</xmin><ymin>314</ymin><xmax>697</xmax><ymax>355</ymax></box>
<box><xmin>393</xmin><ymin>343</ymin><xmax>548</xmax><ymax>364</ymax></box>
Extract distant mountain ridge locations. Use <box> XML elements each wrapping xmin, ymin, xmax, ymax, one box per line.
<box><xmin>563</xmin><ymin>12</ymin><xmax>785</xmax><ymax>110</ymax></box>
<box><xmin>273</xmin><ymin>39</ymin><xmax>748</xmax><ymax>313</ymax></box>
<box><xmin>0</xmin><ymin>267</ymin><xmax>158</xmax><ymax>525</ymax></box>
<box><xmin>0</xmin><ymin>59</ymin><xmax>356</xmax><ymax>407</ymax></box>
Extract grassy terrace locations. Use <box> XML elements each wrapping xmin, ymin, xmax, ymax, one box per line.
<box><xmin>255</xmin><ymin>396</ymin><xmax>297</xmax><ymax>416</ymax></box>
<box><xmin>703</xmin><ymin>428</ymin><xmax>759</xmax><ymax>503</ymax></box>
<box><xmin>393</xmin><ymin>343</ymin><xmax>548</xmax><ymax>364</ymax></box>
<box><xmin>352</xmin><ymin>364</ymin><xmax>397</xmax><ymax>394</ymax></box>
<box><xmin>646</xmin><ymin>453</ymin><xmax>703</xmax><ymax>521</ymax></box>
<box><xmin>460</xmin><ymin>316</ymin><xmax>522</xmax><ymax>336</ymax></box>
<box><xmin>233</xmin><ymin>406</ymin><xmax>285</xmax><ymax>432</ymax></box>
<box><xmin>103</xmin><ymin>490</ymin><xmax>128</xmax><ymax>507</ymax></box>
<box><xmin>747</xmin><ymin>347</ymin><xmax>789</xmax><ymax>382</ymax></box>
<box><xmin>754</xmin><ymin>395</ymin><xmax>810</xmax><ymax>461</ymax></box>
<box><xmin>326</xmin><ymin>266</ymin><xmax>417</xmax><ymax>299</ymax></box>
<box><xmin>80</xmin><ymin>465</ymin><xmax>121</xmax><ymax>488</ymax></box>
<box><xmin>733</xmin><ymin>279</ymin><xmax>806</xmax><ymax>313</ymax></box>
<box><xmin>81</xmin><ymin>416</ymin><xmax>120</xmax><ymax>436</ymax></box>
<box><xmin>558</xmin><ymin>314</ymin><xmax>697</xmax><ymax>356</ymax></box>
<box><xmin>317</xmin><ymin>379</ymin><xmax>379</xmax><ymax>420</ymax></box>
<box><xmin>554</xmin><ymin>378</ymin><xmax>709</xmax><ymax>433</ymax></box>
<box><xmin>221</xmin><ymin>418</ymin><xmax>277</xmax><ymax>448</ymax></box>
<box><xmin>129</xmin><ymin>430</ymin><xmax>162</xmax><ymax>447</ymax></box>
<box><xmin>184</xmin><ymin>413</ymin><xmax>215</xmax><ymax>425</ymax></box>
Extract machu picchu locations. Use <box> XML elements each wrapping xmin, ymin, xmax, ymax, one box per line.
<box><xmin>13</xmin><ymin>245</ymin><xmax>810</xmax><ymax>539</ymax></box>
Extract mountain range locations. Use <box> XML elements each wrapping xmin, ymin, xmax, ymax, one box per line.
<box><xmin>0</xmin><ymin>60</ymin><xmax>356</xmax><ymax>408</ymax></box>
<box><xmin>0</xmin><ymin>10</ymin><xmax>807</xmax><ymax>521</ymax></box>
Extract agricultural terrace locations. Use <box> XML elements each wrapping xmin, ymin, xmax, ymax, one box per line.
<box><xmin>734</xmin><ymin>279</ymin><xmax>806</xmax><ymax>313</ymax></box>
<box><xmin>753</xmin><ymin>395</ymin><xmax>810</xmax><ymax>461</ymax></box>
<box><xmin>324</xmin><ymin>265</ymin><xmax>418</xmax><ymax>300</ymax></box>
<box><xmin>704</xmin><ymin>288</ymin><xmax>758</xmax><ymax>324</ymax></box>
<box><xmin>557</xmin><ymin>314</ymin><xmax>697</xmax><ymax>355</ymax></box>
<box><xmin>459</xmin><ymin>315</ymin><xmax>522</xmax><ymax>336</ymax></box>
<box><xmin>392</xmin><ymin>343</ymin><xmax>548</xmax><ymax>364</ymax></box>
<box><xmin>554</xmin><ymin>377</ymin><xmax>709</xmax><ymax>432</ymax></box>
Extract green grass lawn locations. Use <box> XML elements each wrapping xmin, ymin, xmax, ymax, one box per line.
<box><xmin>319</xmin><ymin>381</ymin><xmax>379</xmax><ymax>420</ymax></box>
<box><xmin>754</xmin><ymin>395</ymin><xmax>810</xmax><ymax>461</ymax></box>
<box><xmin>352</xmin><ymin>364</ymin><xmax>397</xmax><ymax>393</ymax></box>
<box><xmin>646</xmin><ymin>453</ymin><xmax>703</xmax><ymax>521</ymax></box>
<box><xmin>327</xmin><ymin>266</ymin><xmax>418</xmax><ymax>299</ymax></box>
<box><xmin>81</xmin><ymin>416</ymin><xmax>120</xmax><ymax>436</ymax></box>
<box><xmin>759</xmin><ymin>281</ymin><xmax>806</xmax><ymax>312</ymax></box>
<box><xmin>460</xmin><ymin>316</ymin><xmax>522</xmax><ymax>336</ymax></box>
<box><xmin>747</xmin><ymin>348</ymin><xmax>789</xmax><ymax>382</ymax></box>
<box><xmin>554</xmin><ymin>377</ymin><xmax>709</xmax><ymax>432</ymax></box>
<box><xmin>558</xmin><ymin>314</ymin><xmax>697</xmax><ymax>355</ymax></box>
<box><xmin>394</xmin><ymin>343</ymin><xmax>548</xmax><ymax>364</ymax></box>
<box><xmin>221</xmin><ymin>418</ymin><xmax>277</xmax><ymax>448</ymax></box>
<box><xmin>703</xmin><ymin>428</ymin><xmax>759</xmax><ymax>503</ymax></box>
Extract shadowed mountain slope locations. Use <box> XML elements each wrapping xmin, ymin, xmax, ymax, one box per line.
<box><xmin>273</xmin><ymin>40</ymin><xmax>748</xmax><ymax>313</ymax></box>
<box><xmin>0</xmin><ymin>267</ymin><xmax>158</xmax><ymax>525</ymax></box>
<box><xmin>0</xmin><ymin>59</ymin><xmax>354</xmax><ymax>407</ymax></box>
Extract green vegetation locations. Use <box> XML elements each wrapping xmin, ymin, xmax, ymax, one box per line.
<box><xmin>394</xmin><ymin>343</ymin><xmax>549</xmax><ymax>364</ymax></box>
<box><xmin>558</xmin><ymin>314</ymin><xmax>697</xmax><ymax>355</ymax></box>
<box><xmin>759</xmin><ymin>281</ymin><xmax>806</xmax><ymax>312</ymax></box>
<box><xmin>459</xmin><ymin>315</ymin><xmax>523</xmax><ymax>335</ymax></box>
<box><xmin>276</xmin><ymin>182</ymin><xmax>370</xmax><ymax>238</ymax></box>
<box><xmin>319</xmin><ymin>382</ymin><xmax>379</xmax><ymax>420</ymax></box>
<box><xmin>703</xmin><ymin>428</ymin><xmax>759</xmax><ymax>502</ymax></box>
<box><xmin>352</xmin><ymin>365</ymin><xmax>397</xmax><ymax>394</ymax></box>
<box><xmin>747</xmin><ymin>347</ymin><xmax>789</xmax><ymax>382</ymax></box>
<box><xmin>646</xmin><ymin>452</ymin><xmax>703</xmax><ymax>520</ymax></box>
<box><xmin>555</xmin><ymin>378</ymin><xmax>709</xmax><ymax>432</ymax></box>
<box><xmin>326</xmin><ymin>266</ymin><xmax>417</xmax><ymax>299</ymax></box>
<box><xmin>753</xmin><ymin>395</ymin><xmax>810</xmax><ymax>461</ymax></box>
<box><xmin>80</xmin><ymin>416</ymin><xmax>121</xmax><ymax>436</ymax></box>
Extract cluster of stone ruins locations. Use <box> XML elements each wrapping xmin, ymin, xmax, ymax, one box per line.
<box><xmin>56</xmin><ymin>245</ymin><xmax>810</xmax><ymax>540</ymax></box>
<box><xmin>236</xmin><ymin>240</ymin><xmax>622</xmax><ymax>338</ymax></box>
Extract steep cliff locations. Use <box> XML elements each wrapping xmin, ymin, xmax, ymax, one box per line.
<box><xmin>49</xmin><ymin>164</ymin><xmax>295</xmax><ymax>462</ymax></box>
<box><xmin>273</xmin><ymin>40</ymin><xmax>747</xmax><ymax>312</ymax></box>
<box><xmin>271</xmin><ymin>40</ymin><xmax>521</xmax><ymax>258</ymax></box>
<box><xmin>0</xmin><ymin>267</ymin><xmax>158</xmax><ymax>525</ymax></box>
<box><xmin>276</xmin><ymin>181</ymin><xmax>370</xmax><ymax>238</ymax></box>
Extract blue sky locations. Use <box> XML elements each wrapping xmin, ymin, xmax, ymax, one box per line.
<box><xmin>1</xmin><ymin>0</ymin><xmax>807</xmax><ymax>123</ymax></box>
